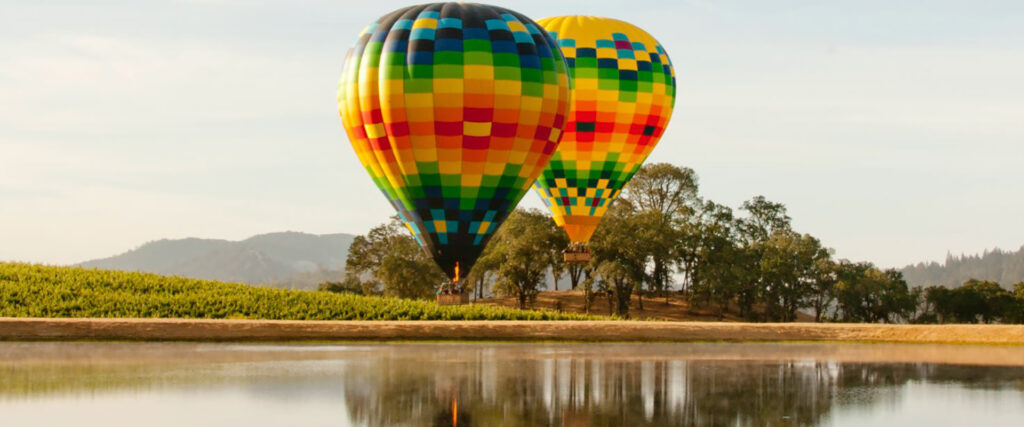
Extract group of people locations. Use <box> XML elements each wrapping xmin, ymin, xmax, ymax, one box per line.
<box><xmin>435</xmin><ymin>285</ymin><xmax>465</xmax><ymax>295</ymax></box>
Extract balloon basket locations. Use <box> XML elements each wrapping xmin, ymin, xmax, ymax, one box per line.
<box><xmin>563</xmin><ymin>252</ymin><xmax>590</xmax><ymax>263</ymax></box>
<box><xmin>563</xmin><ymin>244</ymin><xmax>591</xmax><ymax>263</ymax></box>
<box><xmin>436</xmin><ymin>292</ymin><xmax>469</xmax><ymax>305</ymax></box>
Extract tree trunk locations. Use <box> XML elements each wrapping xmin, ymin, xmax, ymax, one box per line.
<box><xmin>652</xmin><ymin>259</ymin><xmax>664</xmax><ymax>294</ymax></box>
<box><xmin>568</xmin><ymin>264</ymin><xmax>583</xmax><ymax>290</ymax></box>
<box><xmin>582</xmin><ymin>267</ymin><xmax>594</xmax><ymax>313</ymax></box>
<box><xmin>615</xmin><ymin>279</ymin><xmax>632</xmax><ymax>318</ymax></box>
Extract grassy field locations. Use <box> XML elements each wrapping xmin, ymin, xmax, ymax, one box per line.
<box><xmin>0</xmin><ymin>262</ymin><xmax>597</xmax><ymax>321</ymax></box>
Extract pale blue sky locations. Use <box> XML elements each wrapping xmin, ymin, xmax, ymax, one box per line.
<box><xmin>2</xmin><ymin>0</ymin><xmax>1022</xmax><ymax>268</ymax></box>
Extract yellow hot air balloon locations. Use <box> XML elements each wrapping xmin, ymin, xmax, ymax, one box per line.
<box><xmin>532</xmin><ymin>16</ymin><xmax>676</xmax><ymax>250</ymax></box>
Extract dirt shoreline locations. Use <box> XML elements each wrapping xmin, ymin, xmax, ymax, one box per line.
<box><xmin>1</xmin><ymin>317</ymin><xmax>1023</xmax><ymax>345</ymax></box>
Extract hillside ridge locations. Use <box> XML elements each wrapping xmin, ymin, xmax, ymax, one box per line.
<box><xmin>78</xmin><ymin>231</ymin><xmax>355</xmax><ymax>289</ymax></box>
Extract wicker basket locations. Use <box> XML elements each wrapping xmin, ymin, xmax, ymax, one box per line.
<box><xmin>436</xmin><ymin>293</ymin><xmax>470</xmax><ymax>305</ymax></box>
<box><xmin>563</xmin><ymin>252</ymin><xmax>591</xmax><ymax>263</ymax></box>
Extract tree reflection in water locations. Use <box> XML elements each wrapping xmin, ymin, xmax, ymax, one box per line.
<box><xmin>339</xmin><ymin>345</ymin><xmax>1024</xmax><ymax>426</ymax></box>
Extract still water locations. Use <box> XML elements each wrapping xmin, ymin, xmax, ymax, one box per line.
<box><xmin>1</xmin><ymin>342</ymin><xmax>1023</xmax><ymax>426</ymax></box>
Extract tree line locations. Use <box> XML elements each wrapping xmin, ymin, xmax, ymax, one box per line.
<box><xmin>325</xmin><ymin>163</ymin><xmax>1024</xmax><ymax>323</ymax></box>
<box><xmin>901</xmin><ymin>246</ymin><xmax>1024</xmax><ymax>288</ymax></box>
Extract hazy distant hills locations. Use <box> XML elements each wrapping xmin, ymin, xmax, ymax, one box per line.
<box><xmin>900</xmin><ymin>245</ymin><xmax>1024</xmax><ymax>289</ymax></box>
<box><xmin>79</xmin><ymin>230</ymin><xmax>1023</xmax><ymax>292</ymax></box>
<box><xmin>79</xmin><ymin>232</ymin><xmax>354</xmax><ymax>289</ymax></box>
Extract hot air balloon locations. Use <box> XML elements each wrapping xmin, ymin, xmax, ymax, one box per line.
<box><xmin>338</xmin><ymin>3</ymin><xmax>571</xmax><ymax>282</ymax></box>
<box><xmin>532</xmin><ymin>16</ymin><xmax>676</xmax><ymax>260</ymax></box>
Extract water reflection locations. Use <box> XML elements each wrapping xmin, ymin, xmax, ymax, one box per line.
<box><xmin>1</xmin><ymin>342</ymin><xmax>1023</xmax><ymax>426</ymax></box>
<box><xmin>337</xmin><ymin>347</ymin><xmax>1024</xmax><ymax>426</ymax></box>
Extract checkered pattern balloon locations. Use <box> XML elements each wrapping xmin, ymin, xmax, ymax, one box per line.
<box><xmin>338</xmin><ymin>3</ymin><xmax>571</xmax><ymax>280</ymax></box>
<box><xmin>532</xmin><ymin>16</ymin><xmax>676</xmax><ymax>244</ymax></box>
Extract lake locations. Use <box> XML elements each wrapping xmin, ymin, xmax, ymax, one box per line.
<box><xmin>1</xmin><ymin>342</ymin><xmax>1023</xmax><ymax>426</ymax></box>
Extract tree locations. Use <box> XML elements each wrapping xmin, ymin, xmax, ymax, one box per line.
<box><xmin>464</xmin><ymin>245</ymin><xmax>500</xmax><ymax>300</ymax></box>
<box><xmin>688</xmin><ymin>201</ymin><xmax>742</xmax><ymax>318</ymax></box>
<box><xmin>1005</xmin><ymin>282</ymin><xmax>1024</xmax><ymax>323</ymax></box>
<box><xmin>547</xmin><ymin>225</ymin><xmax>570</xmax><ymax>291</ymax></box>
<box><xmin>344</xmin><ymin>216</ymin><xmax>446</xmax><ymax>299</ymax></box>
<box><xmin>318</xmin><ymin>274</ymin><xmax>374</xmax><ymax>295</ymax></box>
<box><xmin>487</xmin><ymin>209</ymin><xmax>563</xmax><ymax>309</ymax></box>
<box><xmin>737</xmin><ymin>196</ymin><xmax>792</xmax><ymax>244</ymax></box>
<box><xmin>835</xmin><ymin>263</ymin><xmax>916</xmax><ymax>323</ymax></box>
<box><xmin>620</xmin><ymin>163</ymin><xmax>700</xmax><ymax>296</ymax></box>
<box><xmin>901</xmin><ymin>245</ymin><xmax>1024</xmax><ymax>289</ymax></box>
<box><xmin>734</xmin><ymin>196</ymin><xmax>793</xmax><ymax>320</ymax></box>
<box><xmin>758</xmin><ymin>231</ymin><xmax>832</xmax><ymax>322</ymax></box>
<box><xmin>876</xmin><ymin>270</ymin><xmax>918</xmax><ymax>323</ymax></box>
<box><xmin>566</xmin><ymin>262</ymin><xmax>586</xmax><ymax>290</ymax></box>
<box><xmin>834</xmin><ymin>261</ymin><xmax>874</xmax><ymax>322</ymax></box>
<box><xmin>589</xmin><ymin>204</ymin><xmax>656</xmax><ymax>317</ymax></box>
<box><xmin>807</xmin><ymin>257</ymin><xmax>839</xmax><ymax>322</ymax></box>
<box><xmin>927</xmin><ymin>280</ymin><xmax>1021</xmax><ymax>324</ymax></box>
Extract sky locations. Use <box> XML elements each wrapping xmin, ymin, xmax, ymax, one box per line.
<box><xmin>1</xmin><ymin>0</ymin><xmax>1023</xmax><ymax>268</ymax></box>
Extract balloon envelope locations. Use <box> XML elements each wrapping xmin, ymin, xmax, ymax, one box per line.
<box><xmin>338</xmin><ymin>3</ymin><xmax>571</xmax><ymax>280</ymax></box>
<box><xmin>532</xmin><ymin>16</ymin><xmax>676</xmax><ymax>243</ymax></box>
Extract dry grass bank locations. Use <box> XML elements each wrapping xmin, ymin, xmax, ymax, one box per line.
<box><xmin>1</xmin><ymin>317</ymin><xmax>1022</xmax><ymax>345</ymax></box>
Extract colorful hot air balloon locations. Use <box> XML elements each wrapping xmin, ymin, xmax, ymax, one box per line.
<box><xmin>338</xmin><ymin>3</ymin><xmax>571</xmax><ymax>281</ymax></box>
<box><xmin>532</xmin><ymin>16</ymin><xmax>676</xmax><ymax>246</ymax></box>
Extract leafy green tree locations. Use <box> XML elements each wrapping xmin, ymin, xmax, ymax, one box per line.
<box><xmin>835</xmin><ymin>263</ymin><xmax>916</xmax><ymax>323</ymax></box>
<box><xmin>834</xmin><ymin>261</ymin><xmax>873</xmax><ymax>322</ymax></box>
<box><xmin>807</xmin><ymin>257</ymin><xmax>839</xmax><ymax>322</ymax></box>
<box><xmin>344</xmin><ymin>216</ymin><xmax>446</xmax><ymax>299</ymax></box>
<box><xmin>877</xmin><ymin>270</ymin><xmax>919</xmax><ymax>323</ymax></box>
<box><xmin>962</xmin><ymin>280</ymin><xmax>1012</xmax><ymax>323</ymax></box>
<box><xmin>463</xmin><ymin>251</ymin><xmax>498</xmax><ymax>300</ymax></box>
<box><xmin>923</xmin><ymin>286</ymin><xmax>954</xmax><ymax>323</ymax></box>
<box><xmin>547</xmin><ymin>225</ymin><xmax>570</xmax><ymax>291</ymax></box>
<box><xmin>486</xmin><ymin>209</ymin><xmax>564</xmax><ymax>309</ymax></box>
<box><xmin>318</xmin><ymin>274</ymin><xmax>374</xmax><ymax>295</ymax></box>
<box><xmin>758</xmin><ymin>231</ymin><xmax>832</xmax><ymax>322</ymax></box>
<box><xmin>589</xmin><ymin>204</ymin><xmax>656</xmax><ymax>317</ymax></box>
<box><xmin>928</xmin><ymin>279</ymin><xmax>1022</xmax><ymax>324</ymax></box>
<box><xmin>620</xmin><ymin>163</ymin><xmax>700</xmax><ymax>296</ymax></box>
<box><xmin>1004</xmin><ymin>282</ymin><xmax>1024</xmax><ymax>323</ymax></box>
<box><xmin>737</xmin><ymin>195</ymin><xmax>792</xmax><ymax>244</ymax></box>
<box><xmin>734</xmin><ymin>196</ymin><xmax>793</xmax><ymax>320</ymax></box>
<box><xmin>688</xmin><ymin>201</ymin><xmax>742</xmax><ymax>318</ymax></box>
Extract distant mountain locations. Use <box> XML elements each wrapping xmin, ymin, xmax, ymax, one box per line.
<box><xmin>900</xmin><ymin>245</ymin><xmax>1024</xmax><ymax>289</ymax></box>
<box><xmin>79</xmin><ymin>232</ymin><xmax>354</xmax><ymax>289</ymax></box>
